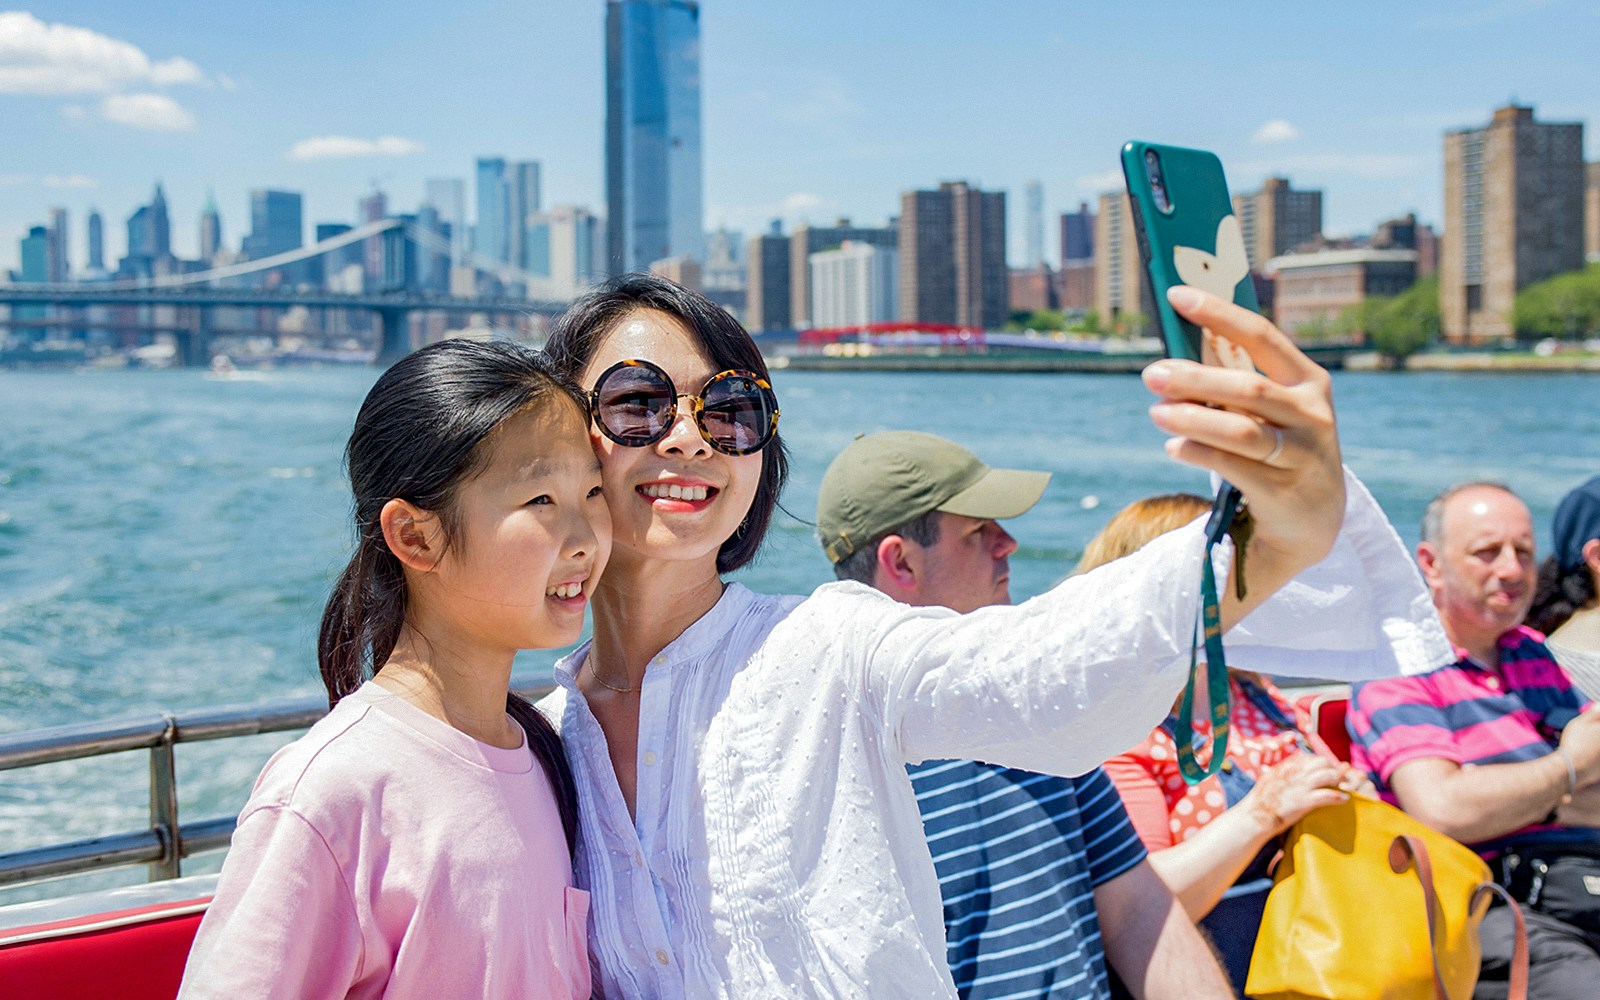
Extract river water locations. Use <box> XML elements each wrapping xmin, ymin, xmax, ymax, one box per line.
<box><xmin>1</xmin><ymin>363</ymin><xmax>1597</xmax><ymax>903</ymax></box>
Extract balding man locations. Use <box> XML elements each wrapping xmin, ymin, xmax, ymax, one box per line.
<box><xmin>1348</xmin><ymin>482</ymin><xmax>1600</xmax><ymax>999</ymax></box>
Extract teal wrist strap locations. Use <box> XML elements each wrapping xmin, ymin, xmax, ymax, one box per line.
<box><xmin>1175</xmin><ymin>485</ymin><xmax>1242</xmax><ymax>785</ymax></box>
<box><xmin>1175</xmin><ymin>550</ymin><xmax>1231</xmax><ymax>783</ymax></box>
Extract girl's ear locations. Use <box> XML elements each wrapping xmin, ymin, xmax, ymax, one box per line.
<box><xmin>380</xmin><ymin>498</ymin><xmax>443</xmax><ymax>573</ymax></box>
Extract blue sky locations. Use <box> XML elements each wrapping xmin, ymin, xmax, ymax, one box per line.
<box><xmin>2</xmin><ymin>1</ymin><xmax>1598</xmax><ymax>273</ymax></box>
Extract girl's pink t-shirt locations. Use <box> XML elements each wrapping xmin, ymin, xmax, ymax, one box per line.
<box><xmin>179</xmin><ymin>682</ymin><xmax>589</xmax><ymax>1000</ymax></box>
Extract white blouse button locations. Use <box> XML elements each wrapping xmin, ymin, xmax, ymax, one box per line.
<box><xmin>643</xmin><ymin>751</ymin><xmax>658</xmax><ymax>766</ymax></box>
<box><xmin>656</xmin><ymin>950</ymin><xmax>670</xmax><ymax>965</ymax></box>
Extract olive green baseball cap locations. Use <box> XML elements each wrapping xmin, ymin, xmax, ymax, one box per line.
<box><xmin>817</xmin><ymin>430</ymin><xmax>1051</xmax><ymax>563</ymax></box>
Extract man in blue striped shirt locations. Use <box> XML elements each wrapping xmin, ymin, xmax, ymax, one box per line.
<box><xmin>819</xmin><ymin>431</ymin><xmax>1231</xmax><ymax>1000</ymax></box>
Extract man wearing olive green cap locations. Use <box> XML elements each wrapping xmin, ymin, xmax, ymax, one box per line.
<box><xmin>817</xmin><ymin>431</ymin><xmax>1232</xmax><ymax>1000</ymax></box>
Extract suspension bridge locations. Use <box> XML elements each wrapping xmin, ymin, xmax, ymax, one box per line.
<box><xmin>0</xmin><ymin>218</ymin><xmax>585</xmax><ymax>365</ymax></box>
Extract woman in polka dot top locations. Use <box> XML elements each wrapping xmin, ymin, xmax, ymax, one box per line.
<box><xmin>1082</xmin><ymin>494</ymin><xmax>1371</xmax><ymax>996</ymax></box>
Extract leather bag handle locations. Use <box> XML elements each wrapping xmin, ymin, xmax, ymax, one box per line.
<box><xmin>1388</xmin><ymin>835</ymin><xmax>1529</xmax><ymax>1000</ymax></box>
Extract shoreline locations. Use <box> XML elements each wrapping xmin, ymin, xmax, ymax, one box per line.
<box><xmin>772</xmin><ymin>346</ymin><xmax>1600</xmax><ymax>374</ymax></box>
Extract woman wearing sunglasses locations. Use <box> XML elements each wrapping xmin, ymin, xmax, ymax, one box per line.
<box><xmin>538</xmin><ymin>273</ymin><xmax>1442</xmax><ymax>999</ymax></box>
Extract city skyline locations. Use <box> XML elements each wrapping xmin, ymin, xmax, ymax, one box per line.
<box><xmin>2</xmin><ymin>2</ymin><xmax>1598</xmax><ymax>274</ymax></box>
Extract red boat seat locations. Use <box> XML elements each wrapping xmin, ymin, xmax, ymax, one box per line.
<box><xmin>1294</xmin><ymin>691</ymin><xmax>1353</xmax><ymax>763</ymax></box>
<box><xmin>0</xmin><ymin>894</ymin><xmax>209</xmax><ymax>1000</ymax></box>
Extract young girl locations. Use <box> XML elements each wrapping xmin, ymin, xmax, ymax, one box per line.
<box><xmin>179</xmin><ymin>339</ymin><xmax>609</xmax><ymax>999</ymax></box>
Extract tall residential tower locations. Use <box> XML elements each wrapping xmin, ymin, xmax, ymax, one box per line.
<box><xmin>1442</xmin><ymin>104</ymin><xmax>1585</xmax><ymax>340</ymax></box>
<box><xmin>898</xmin><ymin>181</ymin><xmax>1007</xmax><ymax>329</ymax></box>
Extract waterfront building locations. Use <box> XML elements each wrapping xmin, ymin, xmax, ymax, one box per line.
<box><xmin>745</xmin><ymin>229</ymin><xmax>791</xmax><ymax>333</ymax></box>
<box><xmin>1023</xmin><ymin>180</ymin><xmax>1044</xmax><ymax>266</ymax></box>
<box><xmin>508</xmin><ymin>160</ymin><xmax>543</xmax><ymax>270</ymax></box>
<box><xmin>1061</xmin><ymin>201</ymin><xmax>1094</xmax><ymax>265</ymax></box>
<box><xmin>810</xmin><ymin>241</ymin><xmax>898</xmax><ymax>328</ymax></box>
<box><xmin>790</xmin><ymin>221</ymin><xmax>896</xmax><ymax>328</ymax></box>
<box><xmin>413</xmin><ymin>205</ymin><xmax>452</xmax><ymax>294</ymax></box>
<box><xmin>649</xmin><ymin>253</ymin><xmax>701</xmax><ymax>292</ymax></box>
<box><xmin>1442</xmin><ymin>104</ymin><xmax>1586</xmax><ymax>341</ymax></box>
<box><xmin>1058</xmin><ymin>260</ymin><xmax>1096</xmax><ymax>313</ymax></box>
<box><xmin>1233</xmin><ymin>177</ymin><xmax>1323</xmax><ymax>270</ymax></box>
<box><xmin>46</xmin><ymin>208</ymin><xmax>68</xmax><ymax>284</ymax></box>
<box><xmin>1008</xmin><ymin>264</ymin><xmax>1057</xmax><ymax>313</ymax></box>
<box><xmin>703</xmin><ymin>227</ymin><xmax>745</xmax><ymax>293</ymax></box>
<box><xmin>1588</xmin><ymin>162</ymin><xmax>1600</xmax><ymax>261</ymax></box>
<box><xmin>605</xmin><ymin>0</ymin><xmax>704</xmax><ymax>274</ymax></box>
<box><xmin>358</xmin><ymin>190</ymin><xmax>387</xmax><ymax>287</ymax></box>
<box><xmin>199</xmin><ymin>193</ymin><xmax>222</xmax><ymax>263</ymax></box>
<box><xmin>16</xmin><ymin>225</ymin><xmax>49</xmax><ymax>323</ymax></box>
<box><xmin>529</xmin><ymin>205</ymin><xmax>602</xmax><ymax>299</ymax></box>
<box><xmin>86</xmin><ymin>209</ymin><xmax>104</xmax><ymax>273</ymax></box>
<box><xmin>424</xmin><ymin>177</ymin><xmax>467</xmax><ymax>266</ymax></box>
<box><xmin>242</xmin><ymin>190</ymin><xmax>302</xmax><ymax>260</ymax></box>
<box><xmin>125</xmin><ymin>184</ymin><xmax>172</xmax><ymax>262</ymax></box>
<box><xmin>1266</xmin><ymin>248</ymin><xmax>1418</xmax><ymax>339</ymax></box>
<box><xmin>702</xmin><ymin>226</ymin><xmax>746</xmax><ymax>318</ymax></box>
<box><xmin>1092</xmin><ymin>191</ymin><xmax>1149</xmax><ymax>334</ymax></box>
<box><xmin>475</xmin><ymin>157</ymin><xmax>508</xmax><ymax>264</ymax></box>
<box><xmin>119</xmin><ymin>184</ymin><xmax>175</xmax><ymax>278</ymax></box>
<box><xmin>898</xmin><ymin>181</ymin><xmax>1006</xmax><ymax>329</ymax></box>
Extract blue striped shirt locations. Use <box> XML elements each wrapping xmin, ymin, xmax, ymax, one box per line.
<box><xmin>910</xmin><ymin>761</ymin><xmax>1147</xmax><ymax>1000</ymax></box>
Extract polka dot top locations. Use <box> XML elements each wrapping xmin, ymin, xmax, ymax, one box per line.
<box><xmin>1103</xmin><ymin>675</ymin><xmax>1328</xmax><ymax>848</ymax></box>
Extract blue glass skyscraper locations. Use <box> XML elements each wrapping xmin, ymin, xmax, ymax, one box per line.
<box><xmin>475</xmin><ymin>157</ymin><xmax>508</xmax><ymax>264</ymax></box>
<box><xmin>605</xmin><ymin>0</ymin><xmax>703</xmax><ymax>275</ymax></box>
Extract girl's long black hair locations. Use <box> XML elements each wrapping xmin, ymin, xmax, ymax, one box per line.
<box><xmin>317</xmin><ymin>338</ymin><xmax>583</xmax><ymax>855</ymax></box>
<box><xmin>544</xmin><ymin>272</ymin><xmax>790</xmax><ymax>573</ymax></box>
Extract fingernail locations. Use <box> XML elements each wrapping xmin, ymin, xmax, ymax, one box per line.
<box><xmin>1167</xmin><ymin>286</ymin><xmax>1203</xmax><ymax>311</ymax></box>
<box><xmin>1143</xmin><ymin>361</ymin><xmax>1171</xmax><ymax>390</ymax></box>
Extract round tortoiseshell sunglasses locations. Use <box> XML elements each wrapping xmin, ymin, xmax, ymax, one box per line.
<box><xmin>587</xmin><ymin>359</ymin><xmax>780</xmax><ymax>456</ymax></box>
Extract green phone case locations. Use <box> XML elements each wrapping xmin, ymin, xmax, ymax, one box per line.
<box><xmin>1120</xmin><ymin>141</ymin><xmax>1260</xmax><ymax>361</ymax></box>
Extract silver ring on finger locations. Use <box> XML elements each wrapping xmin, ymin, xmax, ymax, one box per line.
<box><xmin>1261</xmin><ymin>426</ymin><xmax>1285</xmax><ymax>464</ymax></box>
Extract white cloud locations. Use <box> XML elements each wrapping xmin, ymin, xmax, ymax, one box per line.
<box><xmin>286</xmin><ymin>135</ymin><xmax>427</xmax><ymax>161</ymax></box>
<box><xmin>0</xmin><ymin>173</ymin><xmax>29</xmax><ymax>185</ymax></box>
<box><xmin>60</xmin><ymin>102</ymin><xmax>86</xmax><ymax>119</ymax></box>
<box><xmin>780</xmin><ymin>192</ymin><xmax>825</xmax><ymax>217</ymax></box>
<box><xmin>101</xmin><ymin>92</ymin><xmax>195</xmax><ymax>131</ymax></box>
<box><xmin>42</xmin><ymin>173</ymin><xmax>95</xmax><ymax>188</ymax></box>
<box><xmin>0</xmin><ymin>12</ymin><xmax>209</xmax><ymax>94</ymax></box>
<box><xmin>1252</xmin><ymin>118</ymin><xmax>1301</xmax><ymax>145</ymax></box>
<box><xmin>1077</xmin><ymin>168</ymin><xmax>1124</xmax><ymax>194</ymax></box>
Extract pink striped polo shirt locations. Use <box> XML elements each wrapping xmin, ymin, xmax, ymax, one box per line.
<box><xmin>1348</xmin><ymin>625</ymin><xmax>1589</xmax><ymax>841</ymax></box>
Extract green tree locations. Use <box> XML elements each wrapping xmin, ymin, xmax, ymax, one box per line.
<box><xmin>1512</xmin><ymin>264</ymin><xmax>1600</xmax><ymax>342</ymax></box>
<box><xmin>1364</xmin><ymin>275</ymin><xmax>1440</xmax><ymax>369</ymax></box>
<box><xmin>1004</xmin><ymin>309</ymin><xmax>1067</xmax><ymax>332</ymax></box>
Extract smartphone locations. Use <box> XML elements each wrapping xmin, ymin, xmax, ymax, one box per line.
<box><xmin>1120</xmin><ymin>141</ymin><xmax>1257</xmax><ymax>368</ymax></box>
<box><xmin>1121</xmin><ymin>142</ymin><xmax>1252</xmax><ymax>589</ymax></box>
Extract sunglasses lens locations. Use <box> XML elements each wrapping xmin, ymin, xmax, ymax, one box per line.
<box><xmin>595</xmin><ymin>365</ymin><xmax>673</xmax><ymax>444</ymax></box>
<box><xmin>702</xmin><ymin>374</ymin><xmax>776</xmax><ymax>454</ymax></box>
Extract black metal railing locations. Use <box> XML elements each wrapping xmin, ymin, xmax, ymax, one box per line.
<box><xmin>0</xmin><ymin>675</ymin><xmax>554</xmax><ymax>888</ymax></box>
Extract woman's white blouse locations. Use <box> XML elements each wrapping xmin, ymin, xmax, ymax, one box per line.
<box><xmin>539</xmin><ymin>469</ymin><xmax>1450</xmax><ymax>999</ymax></box>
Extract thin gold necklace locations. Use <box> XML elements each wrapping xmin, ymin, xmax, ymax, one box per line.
<box><xmin>587</xmin><ymin>652</ymin><xmax>642</xmax><ymax>694</ymax></box>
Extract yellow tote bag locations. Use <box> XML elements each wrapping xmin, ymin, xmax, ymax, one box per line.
<box><xmin>1245</xmin><ymin>794</ymin><xmax>1527</xmax><ymax>1000</ymax></box>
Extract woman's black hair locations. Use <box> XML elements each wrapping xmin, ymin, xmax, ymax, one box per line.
<box><xmin>544</xmin><ymin>272</ymin><xmax>790</xmax><ymax>573</ymax></box>
<box><xmin>317</xmin><ymin>338</ymin><xmax>584</xmax><ymax>855</ymax></box>
<box><xmin>1527</xmin><ymin>554</ymin><xmax>1598</xmax><ymax>637</ymax></box>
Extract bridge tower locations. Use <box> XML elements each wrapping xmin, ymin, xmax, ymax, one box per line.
<box><xmin>374</xmin><ymin>305</ymin><xmax>414</xmax><ymax>365</ymax></box>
